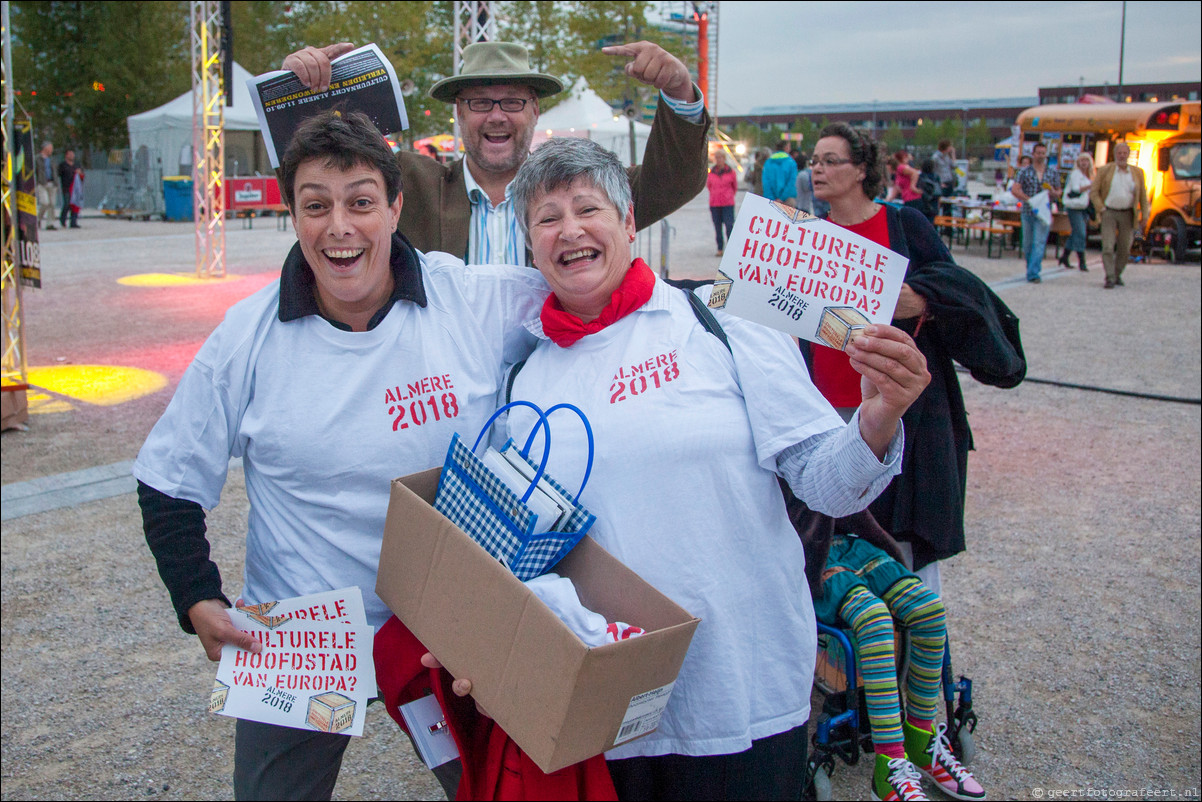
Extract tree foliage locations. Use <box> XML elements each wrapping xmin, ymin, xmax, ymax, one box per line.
<box><xmin>555</xmin><ymin>1</ymin><xmax>693</xmax><ymax>113</ymax></box>
<box><xmin>8</xmin><ymin>1</ymin><xmax>700</xmax><ymax>148</ymax></box>
<box><xmin>966</xmin><ymin>117</ymin><xmax>993</xmax><ymax>149</ymax></box>
<box><xmin>880</xmin><ymin>120</ymin><xmax>907</xmax><ymax>155</ymax></box>
<box><xmin>10</xmin><ymin>1</ymin><xmax>191</xmax><ymax>155</ymax></box>
<box><xmin>226</xmin><ymin>1</ymin><xmax>299</xmax><ymax>77</ymax></box>
<box><xmin>495</xmin><ymin>0</ymin><xmax>578</xmax><ymax>112</ymax></box>
<box><xmin>280</xmin><ymin>1</ymin><xmax>455</xmax><ymax>138</ymax></box>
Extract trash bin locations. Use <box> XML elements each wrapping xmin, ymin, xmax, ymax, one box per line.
<box><xmin>162</xmin><ymin>176</ymin><xmax>194</xmax><ymax>222</ymax></box>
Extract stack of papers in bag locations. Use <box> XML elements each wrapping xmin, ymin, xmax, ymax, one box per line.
<box><xmin>480</xmin><ymin>446</ymin><xmax>572</xmax><ymax>534</ymax></box>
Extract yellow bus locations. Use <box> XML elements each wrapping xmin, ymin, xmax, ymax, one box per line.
<box><xmin>1016</xmin><ymin>101</ymin><xmax>1200</xmax><ymax>261</ymax></box>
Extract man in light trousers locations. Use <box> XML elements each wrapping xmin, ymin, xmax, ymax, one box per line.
<box><xmin>1090</xmin><ymin>142</ymin><xmax>1149</xmax><ymax>289</ymax></box>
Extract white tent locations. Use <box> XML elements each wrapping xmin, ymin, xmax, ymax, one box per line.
<box><xmin>127</xmin><ymin>62</ymin><xmax>269</xmax><ymax>177</ymax></box>
<box><xmin>531</xmin><ymin>78</ymin><xmax>652</xmax><ymax>165</ymax></box>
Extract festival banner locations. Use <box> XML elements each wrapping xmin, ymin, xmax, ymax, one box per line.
<box><xmin>14</xmin><ymin>120</ymin><xmax>42</xmax><ymax>288</ymax></box>
<box><xmin>707</xmin><ymin>195</ymin><xmax>908</xmax><ymax>350</ymax></box>
<box><xmin>248</xmin><ymin>43</ymin><xmax>408</xmax><ymax>169</ymax></box>
<box><xmin>210</xmin><ymin>588</ymin><xmax>374</xmax><ymax>736</ymax></box>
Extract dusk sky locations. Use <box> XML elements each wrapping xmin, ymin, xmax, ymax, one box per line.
<box><xmin>707</xmin><ymin>1</ymin><xmax>1201</xmax><ymax>114</ymax></box>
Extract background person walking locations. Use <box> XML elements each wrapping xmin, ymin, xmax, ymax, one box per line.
<box><xmin>1090</xmin><ymin>142</ymin><xmax>1149</xmax><ymax>289</ymax></box>
<box><xmin>1060</xmin><ymin>153</ymin><xmax>1095</xmax><ymax>271</ymax></box>
<box><xmin>932</xmin><ymin>140</ymin><xmax>957</xmax><ymax>197</ymax></box>
<box><xmin>706</xmin><ymin>150</ymin><xmax>738</xmax><ymax>255</ymax></box>
<box><xmin>887</xmin><ymin>151</ymin><xmax>923</xmax><ymax>215</ymax></box>
<box><xmin>1009</xmin><ymin>143</ymin><xmax>1062</xmax><ymax>283</ymax></box>
<box><xmin>36</xmin><ymin>142</ymin><xmax>59</xmax><ymax>230</ymax></box>
<box><xmin>58</xmin><ymin>148</ymin><xmax>81</xmax><ymax>229</ymax></box>
<box><xmin>761</xmin><ymin>140</ymin><xmax>799</xmax><ymax>206</ymax></box>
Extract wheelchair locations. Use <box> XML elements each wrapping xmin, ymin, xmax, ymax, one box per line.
<box><xmin>804</xmin><ymin>619</ymin><xmax>978</xmax><ymax>801</ymax></box>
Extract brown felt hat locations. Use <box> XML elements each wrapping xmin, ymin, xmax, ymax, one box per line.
<box><xmin>429</xmin><ymin>42</ymin><xmax>564</xmax><ymax>103</ymax></box>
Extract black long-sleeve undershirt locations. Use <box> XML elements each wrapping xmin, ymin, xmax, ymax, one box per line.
<box><xmin>137</xmin><ymin>480</ymin><xmax>230</xmax><ymax>633</ymax></box>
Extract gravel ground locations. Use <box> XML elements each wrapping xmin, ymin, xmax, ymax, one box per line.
<box><xmin>3</xmin><ymin>199</ymin><xmax>1200</xmax><ymax>801</ymax></box>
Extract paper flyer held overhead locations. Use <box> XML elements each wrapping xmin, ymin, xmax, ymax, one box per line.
<box><xmin>209</xmin><ymin>588</ymin><xmax>375</xmax><ymax>737</ymax></box>
<box><xmin>248</xmin><ymin>43</ymin><xmax>409</xmax><ymax>169</ymax></box>
<box><xmin>707</xmin><ymin>195</ymin><xmax>909</xmax><ymax>350</ymax></box>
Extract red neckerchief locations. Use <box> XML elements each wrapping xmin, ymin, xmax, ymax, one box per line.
<box><xmin>540</xmin><ymin>258</ymin><xmax>655</xmax><ymax>348</ymax></box>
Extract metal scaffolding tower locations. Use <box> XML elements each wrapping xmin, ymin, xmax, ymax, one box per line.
<box><xmin>1</xmin><ymin>0</ymin><xmax>28</xmax><ymax>408</ymax></box>
<box><xmin>191</xmin><ymin>0</ymin><xmax>226</xmax><ymax>278</ymax></box>
<box><xmin>454</xmin><ymin>0</ymin><xmax>497</xmax><ymax>58</ymax></box>
<box><xmin>452</xmin><ymin>1</ymin><xmax>496</xmax><ymax>153</ymax></box>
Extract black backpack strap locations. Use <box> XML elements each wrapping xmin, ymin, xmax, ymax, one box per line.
<box><xmin>680</xmin><ymin>286</ymin><xmax>732</xmax><ymax>354</ymax></box>
<box><xmin>503</xmin><ymin>358</ymin><xmax>527</xmax><ymax>405</ymax></box>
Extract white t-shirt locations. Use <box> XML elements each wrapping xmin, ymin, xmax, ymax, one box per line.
<box><xmin>134</xmin><ymin>252</ymin><xmax>549</xmax><ymax>629</ymax></box>
<box><xmin>504</xmin><ymin>278</ymin><xmax>876</xmax><ymax>759</ymax></box>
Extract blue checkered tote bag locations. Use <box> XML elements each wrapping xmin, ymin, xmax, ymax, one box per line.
<box><xmin>434</xmin><ymin>401</ymin><xmax>596</xmax><ymax>581</ymax></box>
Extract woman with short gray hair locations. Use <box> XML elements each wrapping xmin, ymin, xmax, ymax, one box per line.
<box><xmin>459</xmin><ymin>135</ymin><xmax>930</xmax><ymax>800</ymax></box>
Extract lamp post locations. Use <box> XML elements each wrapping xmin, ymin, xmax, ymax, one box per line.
<box><xmin>1117</xmin><ymin>1</ymin><xmax>1126</xmax><ymax>100</ymax></box>
<box><xmin>961</xmin><ymin>107</ymin><xmax>967</xmax><ymax>159</ymax></box>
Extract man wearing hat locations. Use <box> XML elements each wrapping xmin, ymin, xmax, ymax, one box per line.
<box><xmin>284</xmin><ymin>40</ymin><xmax>710</xmax><ymax>265</ymax></box>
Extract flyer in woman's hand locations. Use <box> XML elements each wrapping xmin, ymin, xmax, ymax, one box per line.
<box><xmin>248</xmin><ymin>43</ymin><xmax>408</xmax><ymax>169</ymax></box>
<box><xmin>708</xmin><ymin>194</ymin><xmax>909</xmax><ymax>351</ymax></box>
<box><xmin>209</xmin><ymin>588</ymin><xmax>375</xmax><ymax>736</ymax></box>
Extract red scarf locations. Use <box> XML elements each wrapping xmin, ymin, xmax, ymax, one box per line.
<box><xmin>540</xmin><ymin>258</ymin><xmax>655</xmax><ymax>347</ymax></box>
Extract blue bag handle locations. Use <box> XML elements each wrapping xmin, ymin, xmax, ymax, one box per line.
<box><xmin>519</xmin><ymin>402</ymin><xmax>594</xmax><ymax>501</ymax></box>
<box><xmin>471</xmin><ymin>400</ymin><xmax>552</xmax><ymax>505</ymax></box>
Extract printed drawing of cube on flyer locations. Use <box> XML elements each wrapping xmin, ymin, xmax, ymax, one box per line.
<box><xmin>707</xmin><ymin>194</ymin><xmax>909</xmax><ymax>350</ymax></box>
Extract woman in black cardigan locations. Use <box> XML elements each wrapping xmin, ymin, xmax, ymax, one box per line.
<box><xmin>806</xmin><ymin>122</ymin><xmax>1026</xmax><ymax>591</ymax></box>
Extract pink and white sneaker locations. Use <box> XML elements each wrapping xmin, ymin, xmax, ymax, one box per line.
<box><xmin>906</xmin><ymin>721</ymin><xmax>986</xmax><ymax>801</ymax></box>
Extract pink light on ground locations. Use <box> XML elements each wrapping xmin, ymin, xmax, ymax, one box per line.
<box><xmin>113</xmin><ymin>271</ymin><xmax>280</xmax><ymax>325</ymax></box>
<box><xmin>70</xmin><ymin>341</ymin><xmax>212</xmax><ymax>384</ymax></box>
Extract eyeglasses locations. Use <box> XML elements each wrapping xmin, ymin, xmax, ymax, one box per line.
<box><xmin>458</xmin><ymin>97</ymin><xmax>530</xmax><ymax>113</ymax></box>
<box><xmin>810</xmin><ymin>156</ymin><xmax>854</xmax><ymax>168</ymax></box>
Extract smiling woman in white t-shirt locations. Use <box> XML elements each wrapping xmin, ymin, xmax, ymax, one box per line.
<box><xmin>447</xmin><ymin>136</ymin><xmax>931</xmax><ymax>801</ymax></box>
<box><xmin>135</xmin><ymin>111</ymin><xmax>549</xmax><ymax>801</ymax></box>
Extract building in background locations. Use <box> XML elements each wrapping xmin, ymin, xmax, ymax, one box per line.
<box><xmin>721</xmin><ymin>82</ymin><xmax>1201</xmax><ymax>156</ymax></box>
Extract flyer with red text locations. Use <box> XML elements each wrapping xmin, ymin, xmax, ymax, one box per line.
<box><xmin>708</xmin><ymin>195</ymin><xmax>908</xmax><ymax>351</ymax></box>
<box><xmin>209</xmin><ymin>588</ymin><xmax>374</xmax><ymax>736</ymax></box>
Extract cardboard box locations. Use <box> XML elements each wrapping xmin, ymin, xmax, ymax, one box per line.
<box><xmin>377</xmin><ymin>468</ymin><xmax>700</xmax><ymax>774</ymax></box>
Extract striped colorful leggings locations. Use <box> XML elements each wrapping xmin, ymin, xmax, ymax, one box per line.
<box><xmin>838</xmin><ymin>576</ymin><xmax>946</xmax><ymax>752</ymax></box>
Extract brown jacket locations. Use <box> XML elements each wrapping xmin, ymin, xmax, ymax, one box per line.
<box><xmin>1090</xmin><ymin>161</ymin><xmax>1149</xmax><ymax>229</ymax></box>
<box><xmin>396</xmin><ymin>100</ymin><xmax>712</xmax><ymax>260</ymax></box>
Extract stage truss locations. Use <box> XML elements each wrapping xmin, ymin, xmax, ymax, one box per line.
<box><xmin>1</xmin><ymin>0</ymin><xmax>28</xmax><ymax>403</ymax></box>
<box><xmin>191</xmin><ymin>0</ymin><xmax>226</xmax><ymax>278</ymax></box>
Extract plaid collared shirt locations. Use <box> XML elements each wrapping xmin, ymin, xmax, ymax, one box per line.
<box><xmin>1015</xmin><ymin>162</ymin><xmax>1061</xmax><ymax>198</ymax></box>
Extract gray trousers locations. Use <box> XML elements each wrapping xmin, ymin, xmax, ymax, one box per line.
<box><xmin>233</xmin><ymin>718</ymin><xmax>461</xmax><ymax>801</ymax></box>
<box><xmin>1100</xmin><ymin>207</ymin><xmax>1135</xmax><ymax>283</ymax></box>
<box><xmin>234</xmin><ymin>719</ymin><xmax>349</xmax><ymax>801</ymax></box>
<box><xmin>36</xmin><ymin>181</ymin><xmax>59</xmax><ymax>227</ymax></box>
